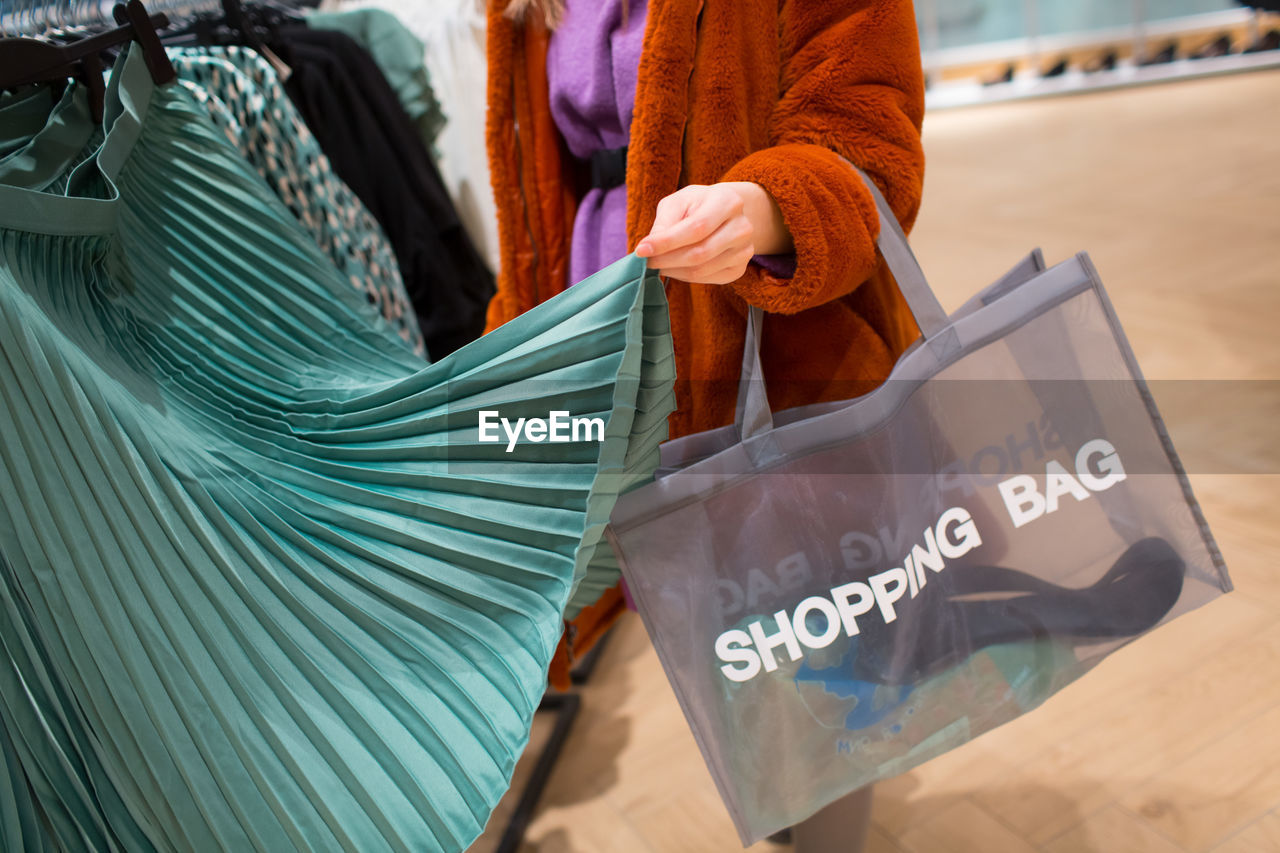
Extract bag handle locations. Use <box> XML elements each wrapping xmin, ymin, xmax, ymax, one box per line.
<box><xmin>851</xmin><ymin>164</ymin><xmax>948</xmax><ymax>340</ymax></box>
<box><xmin>735</xmin><ymin>304</ymin><xmax>773</xmax><ymax>440</ymax></box>
<box><xmin>735</xmin><ymin>162</ymin><xmax>944</xmax><ymax>442</ymax></box>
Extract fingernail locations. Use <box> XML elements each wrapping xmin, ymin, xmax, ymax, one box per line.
<box><xmin>636</xmin><ymin>242</ymin><xmax>652</xmax><ymax>257</ymax></box>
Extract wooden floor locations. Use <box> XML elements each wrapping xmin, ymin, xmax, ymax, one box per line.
<box><xmin>471</xmin><ymin>69</ymin><xmax>1280</xmax><ymax>853</ymax></box>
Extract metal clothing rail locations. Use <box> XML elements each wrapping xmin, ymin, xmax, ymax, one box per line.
<box><xmin>0</xmin><ymin>0</ymin><xmax>223</xmax><ymax>36</ymax></box>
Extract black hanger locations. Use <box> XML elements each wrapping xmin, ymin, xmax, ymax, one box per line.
<box><xmin>220</xmin><ymin>0</ymin><xmax>266</xmax><ymax>51</ymax></box>
<box><xmin>248</xmin><ymin>0</ymin><xmax>305</xmax><ymax>29</ymax></box>
<box><xmin>156</xmin><ymin>10</ymin><xmax>226</xmax><ymax>49</ymax></box>
<box><xmin>0</xmin><ymin>0</ymin><xmax>174</xmax><ymax>123</ymax></box>
<box><xmin>113</xmin><ymin>0</ymin><xmax>177</xmax><ymax>83</ymax></box>
<box><xmin>161</xmin><ymin>0</ymin><xmax>295</xmax><ymax>50</ymax></box>
<box><xmin>158</xmin><ymin>0</ymin><xmax>301</xmax><ymax>85</ymax></box>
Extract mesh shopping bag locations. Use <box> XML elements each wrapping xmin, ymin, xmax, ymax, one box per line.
<box><xmin>604</xmin><ymin>166</ymin><xmax>1231</xmax><ymax>844</ymax></box>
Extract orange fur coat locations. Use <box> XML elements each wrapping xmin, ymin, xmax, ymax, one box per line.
<box><xmin>486</xmin><ymin>0</ymin><xmax>926</xmax><ymax>687</ymax></box>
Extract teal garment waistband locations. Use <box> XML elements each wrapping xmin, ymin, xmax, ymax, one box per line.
<box><xmin>0</xmin><ymin>45</ymin><xmax>158</xmax><ymax>237</ymax></box>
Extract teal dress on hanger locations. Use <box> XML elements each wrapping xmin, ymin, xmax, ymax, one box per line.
<box><xmin>0</xmin><ymin>46</ymin><xmax>674</xmax><ymax>853</ymax></box>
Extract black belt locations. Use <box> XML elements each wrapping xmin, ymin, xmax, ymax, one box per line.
<box><xmin>585</xmin><ymin>145</ymin><xmax>628</xmax><ymax>190</ymax></box>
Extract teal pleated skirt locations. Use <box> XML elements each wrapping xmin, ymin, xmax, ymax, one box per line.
<box><xmin>0</xmin><ymin>47</ymin><xmax>675</xmax><ymax>852</ymax></box>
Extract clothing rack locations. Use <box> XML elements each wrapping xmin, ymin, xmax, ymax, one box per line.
<box><xmin>1</xmin><ymin>9</ymin><xmax>592</xmax><ymax>847</ymax></box>
<box><xmin>0</xmin><ymin>0</ymin><xmax>157</xmax><ymax>36</ymax></box>
<box><xmin>0</xmin><ymin>0</ymin><xmax>310</xmax><ymax>37</ymax></box>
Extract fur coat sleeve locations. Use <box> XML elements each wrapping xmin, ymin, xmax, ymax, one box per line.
<box><xmin>719</xmin><ymin>0</ymin><xmax>926</xmax><ymax>314</ymax></box>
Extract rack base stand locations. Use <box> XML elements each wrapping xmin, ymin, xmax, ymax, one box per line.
<box><xmin>494</xmin><ymin>692</ymin><xmax>582</xmax><ymax>853</ymax></box>
<box><xmin>491</xmin><ymin>627</ymin><xmax>613</xmax><ymax>852</ymax></box>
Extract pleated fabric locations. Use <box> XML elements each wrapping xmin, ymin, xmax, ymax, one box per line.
<box><xmin>0</xmin><ymin>46</ymin><xmax>674</xmax><ymax>853</ymax></box>
<box><xmin>168</xmin><ymin>46</ymin><xmax>425</xmax><ymax>357</ymax></box>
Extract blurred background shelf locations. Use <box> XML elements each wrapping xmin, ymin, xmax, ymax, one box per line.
<box><xmin>918</xmin><ymin>1</ymin><xmax>1280</xmax><ymax>108</ymax></box>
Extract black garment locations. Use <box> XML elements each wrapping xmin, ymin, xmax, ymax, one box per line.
<box><xmin>270</xmin><ymin>26</ymin><xmax>494</xmax><ymax>360</ymax></box>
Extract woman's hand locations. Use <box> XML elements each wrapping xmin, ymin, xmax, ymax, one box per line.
<box><xmin>635</xmin><ymin>182</ymin><xmax>793</xmax><ymax>284</ymax></box>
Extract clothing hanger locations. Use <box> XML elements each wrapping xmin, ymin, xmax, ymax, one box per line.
<box><xmin>0</xmin><ymin>0</ymin><xmax>175</xmax><ymax>123</ymax></box>
<box><xmin>158</xmin><ymin>0</ymin><xmax>299</xmax><ymax>83</ymax></box>
<box><xmin>113</xmin><ymin>0</ymin><xmax>177</xmax><ymax>78</ymax></box>
<box><xmin>159</xmin><ymin>0</ymin><xmax>292</xmax><ymax>49</ymax></box>
<box><xmin>218</xmin><ymin>0</ymin><xmax>262</xmax><ymax>48</ymax></box>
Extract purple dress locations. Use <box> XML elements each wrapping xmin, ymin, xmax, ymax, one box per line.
<box><xmin>547</xmin><ymin>0</ymin><xmax>649</xmax><ymax>286</ymax></box>
<box><xmin>547</xmin><ymin>0</ymin><xmax>796</xmax><ymax>287</ymax></box>
<box><xmin>548</xmin><ymin>0</ymin><xmax>798</xmax><ymax>611</ymax></box>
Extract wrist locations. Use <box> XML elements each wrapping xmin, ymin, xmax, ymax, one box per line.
<box><xmin>725</xmin><ymin>181</ymin><xmax>794</xmax><ymax>256</ymax></box>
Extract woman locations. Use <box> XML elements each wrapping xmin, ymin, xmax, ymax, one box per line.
<box><xmin>485</xmin><ymin>0</ymin><xmax>925</xmax><ymax>845</ymax></box>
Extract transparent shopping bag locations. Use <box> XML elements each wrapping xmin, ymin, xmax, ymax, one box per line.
<box><xmin>605</xmin><ymin>167</ymin><xmax>1230</xmax><ymax>844</ymax></box>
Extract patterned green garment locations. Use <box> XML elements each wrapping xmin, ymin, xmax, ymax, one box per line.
<box><xmin>0</xmin><ymin>46</ymin><xmax>674</xmax><ymax>853</ymax></box>
<box><xmin>168</xmin><ymin>45</ymin><xmax>425</xmax><ymax>356</ymax></box>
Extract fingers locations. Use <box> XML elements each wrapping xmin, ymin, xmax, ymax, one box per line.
<box><xmin>636</xmin><ymin>185</ymin><xmax>744</xmax><ymax>260</ymax></box>
<box><xmin>642</xmin><ymin>189</ymin><xmax>695</xmax><ymax>245</ymax></box>
<box><xmin>660</xmin><ymin>262</ymin><xmax>749</xmax><ymax>286</ymax></box>
<box><xmin>645</xmin><ymin>213</ymin><xmax>753</xmax><ymax>273</ymax></box>
<box><xmin>655</xmin><ymin>237</ymin><xmax>756</xmax><ymax>285</ymax></box>
<box><xmin>635</xmin><ymin>183</ymin><xmax>763</xmax><ymax>284</ymax></box>
<box><xmin>634</xmin><ymin>189</ymin><xmax>695</xmax><ymax>258</ymax></box>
